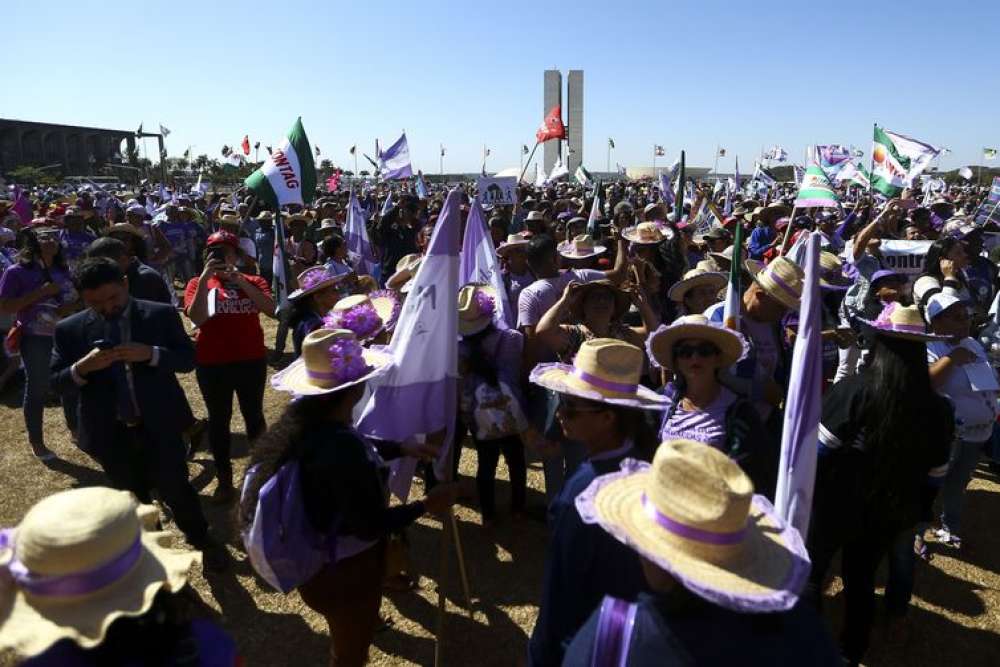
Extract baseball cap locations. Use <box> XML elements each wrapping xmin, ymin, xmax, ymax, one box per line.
<box><xmin>925</xmin><ymin>293</ymin><xmax>963</xmax><ymax>323</ymax></box>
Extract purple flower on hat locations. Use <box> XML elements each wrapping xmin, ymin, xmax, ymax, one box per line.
<box><xmin>473</xmin><ymin>290</ymin><xmax>495</xmax><ymax>317</ymax></box>
<box><xmin>326</xmin><ymin>337</ymin><xmax>372</xmax><ymax>384</ymax></box>
<box><xmin>300</xmin><ymin>268</ymin><xmax>333</xmax><ymax>292</ymax></box>
<box><xmin>324</xmin><ymin>303</ymin><xmax>383</xmax><ymax>340</ymax></box>
<box><xmin>875</xmin><ymin>300</ymin><xmax>900</xmax><ymax>324</ymax></box>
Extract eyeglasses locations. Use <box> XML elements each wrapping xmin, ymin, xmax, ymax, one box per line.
<box><xmin>674</xmin><ymin>342</ymin><xmax>720</xmax><ymax>360</ymax></box>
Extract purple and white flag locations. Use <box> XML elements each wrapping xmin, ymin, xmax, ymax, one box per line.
<box><xmin>378</xmin><ymin>132</ymin><xmax>413</xmax><ymax>180</ymax></box>
<box><xmin>659</xmin><ymin>169</ymin><xmax>673</xmax><ymax>207</ymax></box>
<box><xmin>460</xmin><ymin>196</ymin><xmax>513</xmax><ymax>328</ymax></box>
<box><xmin>345</xmin><ymin>189</ymin><xmax>379</xmax><ymax>277</ymax></box>
<box><xmin>11</xmin><ymin>186</ymin><xmax>32</xmax><ymax>225</ymax></box>
<box><xmin>774</xmin><ymin>232</ymin><xmax>822</xmax><ymax>538</ymax></box>
<box><xmin>356</xmin><ymin>188</ymin><xmax>461</xmax><ymax>497</ymax></box>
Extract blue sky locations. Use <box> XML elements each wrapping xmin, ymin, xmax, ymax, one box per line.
<box><xmin>7</xmin><ymin>0</ymin><xmax>999</xmax><ymax>173</ymax></box>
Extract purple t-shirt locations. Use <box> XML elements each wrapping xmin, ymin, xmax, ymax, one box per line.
<box><xmin>59</xmin><ymin>229</ymin><xmax>96</xmax><ymax>265</ymax></box>
<box><xmin>503</xmin><ymin>269</ymin><xmax>535</xmax><ymax>314</ymax></box>
<box><xmin>516</xmin><ymin>268</ymin><xmax>605</xmax><ymax>329</ymax></box>
<box><xmin>659</xmin><ymin>385</ymin><xmax>738</xmax><ymax>450</ymax></box>
<box><xmin>0</xmin><ymin>263</ymin><xmax>77</xmax><ymax>336</ymax></box>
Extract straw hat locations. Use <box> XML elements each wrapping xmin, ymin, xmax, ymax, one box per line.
<box><xmin>567</xmin><ymin>279</ymin><xmax>631</xmax><ymax>322</ymax></box>
<box><xmin>622</xmin><ymin>222</ymin><xmax>668</xmax><ymax>245</ymax></box>
<box><xmin>708</xmin><ymin>245</ymin><xmax>735</xmax><ymax>270</ymax></box>
<box><xmin>667</xmin><ymin>269</ymin><xmax>727</xmax><ymax>303</ymax></box>
<box><xmin>646</xmin><ymin>315</ymin><xmax>747</xmax><ymax>371</ymax></box>
<box><xmin>558</xmin><ymin>234</ymin><xmax>607</xmax><ymax>259</ymax></box>
<box><xmin>218</xmin><ymin>214</ymin><xmax>241</xmax><ymax>228</ymax></box>
<box><xmin>0</xmin><ymin>487</ymin><xmax>200</xmax><ymax>657</ymax></box>
<box><xmin>750</xmin><ymin>203</ymin><xmax>791</xmax><ymax>225</ymax></box>
<box><xmin>324</xmin><ymin>292</ymin><xmax>400</xmax><ymax>340</ymax></box>
<box><xmin>254</xmin><ymin>210</ymin><xmax>274</xmax><ymax>222</ymax></box>
<box><xmin>818</xmin><ymin>251</ymin><xmax>852</xmax><ymax>290</ymax></box>
<box><xmin>458</xmin><ymin>283</ymin><xmax>498</xmax><ymax>336</ymax></box>
<box><xmin>496</xmin><ymin>232</ymin><xmax>532</xmax><ymax>257</ymax></box>
<box><xmin>288</xmin><ymin>266</ymin><xmax>346</xmax><ymax>302</ymax></box>
<box><xmin>530</xmin><ymin>338</ymin><xmax>668</xmax><ymax>411</ymax></box>
<box><xmin>388</xmin><ymin>253</ymin><xmax>423</xmax><ymax>290</ymax></box>
<box><xmin>271</xmin><ymin>329</ymin><xmax>392</xmax><ymax>396</ymax></box>
<box><xmin>859</xmin><ymin>302</ymin><xmax>950</xmax><ymax>342</ymax></box>
<box><xmin>744</xmin><ymin>257</ymin><xmax>803</xmax><ymax>310</ymax></box>
<box><xmin>575</xmin><ymin>439</ymin><xmax>810</xmax><ymax>612</ymax></box>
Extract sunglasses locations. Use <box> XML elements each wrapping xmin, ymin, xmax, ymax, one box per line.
<box><xmin>557</xmin><ymin>396</ymin><xmax>607</xmax><ymax>418</ymax></box>
<box><xmin>674</xmin><ymin>342</ymin><xmax>720</xmax><ymax>360</ymax></box>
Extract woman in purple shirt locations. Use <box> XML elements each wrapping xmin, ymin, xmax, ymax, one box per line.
<box><xmin>648</xmin><ymin>315</ymin><xmax>770</xmax><ymax>489</ymax></box>
<box><xmin>0</xmin><ymin>223</ymin><xmax>81</xmax><ymax>459</ymax></box>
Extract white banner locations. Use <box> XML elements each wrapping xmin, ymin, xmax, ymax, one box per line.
<box><xmin>477</xmin><ymin>176</ymin><xmax>517</xmax><ymax>206</ymax></box>
<box><xmin>843</xmin><ymin>240</ymin><xmax>932</xmax><ymax>276</ymax></box>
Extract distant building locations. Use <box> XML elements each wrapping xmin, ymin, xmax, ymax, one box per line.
<box><xmin>0</xmin><ymin>118</ymin><xmax>137</xmax><ymax>176</ymax></box>
<box><xmin>567</xmin><ymin>70</ymin><xmax>583</xmax><ymax>174</ymax></box>
<box><xmin>543</xmin><ymin>70</ymin><xmax>562</xmax><ymax>175</ymax></box>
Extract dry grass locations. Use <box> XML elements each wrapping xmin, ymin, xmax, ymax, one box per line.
<box><xmin>1</xmin><ymin>316</ymin><xmax>999</xmax><ymax>665</ymax></box>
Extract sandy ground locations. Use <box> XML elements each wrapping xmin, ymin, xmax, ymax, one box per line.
<box><xmin>1</xmin><ymin>316</ymin><xmax>999</xmax><ymax>666</ymax></box>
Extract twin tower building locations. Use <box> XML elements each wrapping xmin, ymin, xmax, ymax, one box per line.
<box><xmin>543</xmin><ymin>69</ymin><xmax>583</xmax><ymax>175</ymax></box>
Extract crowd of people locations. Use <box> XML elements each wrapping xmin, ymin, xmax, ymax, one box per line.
<box><xmin>0</xmin><ymin>173</ymin><xmax>997</xmax><ymax>666</ymax></box>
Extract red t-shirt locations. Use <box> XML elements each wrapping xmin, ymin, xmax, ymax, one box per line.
<box><xmin>184</xmin><ymin>274</ymin><xmax>271</xmax><ymax>365</ymax></box>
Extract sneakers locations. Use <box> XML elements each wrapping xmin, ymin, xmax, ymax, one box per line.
<box><xmin>934</xmin><ymin>528</ymin><xmax>962</xmax><ymax>549</ymax></box>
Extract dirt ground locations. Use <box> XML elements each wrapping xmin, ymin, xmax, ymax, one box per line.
<box><xmin>1</xmin><ymin>317</ymin><xmax>1000</xmax><ymax>666</ymax></box>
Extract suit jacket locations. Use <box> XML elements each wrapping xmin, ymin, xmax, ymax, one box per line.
<box><xmin>127</xmin><ymin>259</ymin><xmax>173</xmax><ymax>305</ymax></box>
<box><xmin>51</xmin><ymin>298</ymin><xmax>196</xmax><ymax>455</ymax></box>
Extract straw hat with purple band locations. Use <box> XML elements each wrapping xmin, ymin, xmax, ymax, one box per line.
<box><xmin>271</xmin><ymin>329</ymin><xmax>392</xmax><ymax>396</ymax></box>
<box><xmin>744</xmin><ymin>256</ymin><xmax>804</xmax><ymax>310</ymax></box>
<box><xmin>818</xmin><ymin>251</ymin><xmax>853</xmax><ymax>291</ymax></box>
<box><xmin>622</xmin><ymin>222</ymin><xmax>669</xmax><ymax>245</ymax></box>
<box><xmin>0</xmin><ymin>487</ymin><xmax>200</xmax><ymax>657</ymax></box>
<box><xmin>646</xmin><ymin>315</ymin><xmax>748</xmax><ymax>371</ymax></box>
<box><xmin>496</xmin><ymin>232</ymin><xmax>532</xmax><ymax>257</ymax></box>
<box><xmin>575</xmin><ymin>439</ymin><xmax>811</xmax><ymax>612</ymax></box>
<box><xmin>667</xmin><ymin>269</ymin><xmax>727</xmax><ymax>303</ymax></box>
<box><xmin>458</xmin><ymin>283</ymin><xmax>498</xmax><ymax>336</ymax></box>
<box><xmin>530</xmin><ymin>338</ymin><xmax>667</xmax><ymax>410</ymax></box>
<box><xmin>288</xmin><ymin>266</ymin><xmax>347</xmax><ymax>302</ymax></box>
<box><xmin>558</xmin><ymin>234</ymin><xmax>607</xmax><ymax>260</ymax></box>
<box><xmin>859</xmin><ymin>302</ymin><xmax>950</xmax><ymax>342</ymax></box>
<box><xmin>324</xmin><ymin>292</ymin><xmax>400</xmax><ymax>340</ymax></box>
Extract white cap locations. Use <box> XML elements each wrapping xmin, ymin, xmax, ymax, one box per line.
<box><xmin>925</xmin><ymin>293</ymin><xmax>962</xmax><ymax>323</ymax></box>
<box><xmin>911</xmin><ymin>276</ymin><xmax>941</xmax><ymax>307</ymax></box>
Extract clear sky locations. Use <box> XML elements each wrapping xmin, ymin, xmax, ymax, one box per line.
<box><xmin>7</xmin><ymin>0</ymin><xmax>1000</xmax><ymax>174</ymax></box>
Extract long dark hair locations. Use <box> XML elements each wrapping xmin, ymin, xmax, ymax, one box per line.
<box><xmin>17</xmin><ymin>228</ymin><xmax>67</xmax><ymax>274</ymax></box>
<box><xmin>857</xmin><ymin>334</ymin><xmax>943</xmax><ymax>505</ymax></box>
<box><xmin>921</xmin><ymin>237</ymin><xmax>966</xmax><ymax>284</ymax></box>
<box><xmin>238</xmin><ymin>392</ymin><xmax>349</xmax><ymax>530</ymax></box>
<box><xmin>461</xmin><ymin>324</ymin><xmax>499</xmax><ymax>386</ymax></box>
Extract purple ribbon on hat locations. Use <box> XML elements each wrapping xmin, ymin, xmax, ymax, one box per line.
<box><xmin>765</xmin><ymin>270</ymin><xmax>800</xmax><ymax>302</ymax></box>
<box><xmin>0</xmin><ymin>528</ymin><xmax>143</xmax><ymax>597</ymax></box>
<box><xmin>640</xmin><ymin>495</ymin><xmax>747</xmax><ymax>546</ymax></box>
<box><xmin>573</xmin><ymin>369</ymin><xmax>638</xmax><ymax>394</ymax></box>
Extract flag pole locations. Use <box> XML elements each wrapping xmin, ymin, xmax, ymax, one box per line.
<box><xmin>673</xmin><ymin>150</ymin><xmax>685</xmax><ymax>222</ymax></box>
<box><xmin>607</xmin><ymin>140</ymin><xmax>611</xmax><ymax>173</ymax></box>
<box><xmin>869</xmin><ymin>122</ymin><xmax>876</xmax><ymax>199</ymax></box>
<box><xmin>519</xmin><ymin>141</ymin><xmax>540</xmax><ymax>183</ymax></box>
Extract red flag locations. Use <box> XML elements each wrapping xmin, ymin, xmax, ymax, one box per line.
<box><xmin>535</xmin><ymin>105</ymin><xmax>566</xmax><ymax>143</ymax></box>
<box><xmin>241</xmin><ymin>135</ymin><xmax>250</xmax><ymax>155</ymax></box>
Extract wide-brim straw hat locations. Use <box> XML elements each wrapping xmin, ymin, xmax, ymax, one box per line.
<box><xmin>569</xmin><ymin>280</ymin><xmax>631</xmax><ymax>322</ymax></box>
<box><xmin>0</xmin><ymin>487</ymin><xmax>200</xmax><ymax>658</ymax></box>
<box><xmin>271</xmin><ymin>329</ymin><xmax>393</xmax><ymax>396</ymax></box>
<box><xmin>558</xmin><ymin>234</ymin><xmax>607</xmax><ymax>259</ymax></box>
<box><xmin>575</xmin><ymin>440</ymin><xmax>810</xmax><ymax>612</ymax></box>
<box><xmin>254</xmin><ymin>211</ymin><xmax>274</xmax><ymax>221</ymax></box>
<box><xmin>288</xmin><ymin>266</ymin><xmax>347</xmax><ymax>301</ymax></box>
<box><xmin>745</xmin><ymin>256</ymin><xmax>803</xmax><ymax>311</ymax></box>
<box><xmin>496</xmin><ymin>232</ymin><xmax>531</xmax><ymax>257</ymax></box>
<box><xmin>458</xmin><ymin>283</ymin><xmax>498</xmax><ymax>336</ymax></box>
<box><xmin>622</xmin><ymin>222</ymin><xmax>667</xmax><ymax>245</ymax></box>
<box><xmin>859</xmin><ymin>302</ymin><xmax>950</xmax><ymax>342</ymax></box>
<box><xmin>818</xmin><ymin>251</ymin><xmax>852</xmax><ymax>291</ymax></box>
<box><xmin>325</xmin><ymin>292</ymin><xmax>400</xmax><ymax>340</ymax></box>
<box><xmin>646</xmin><ymin>315</ymin><xmax>748</xmax><ymax>371</ymax></box>
<box><xmin>668</xmin><ymin>269</ymin><xmax>727</xmax><ymax>303</ymax></box>
<box><xmin>530</xmin><ymin>338</ymin><xmax>667</xmax><ymax>411</ymax></box>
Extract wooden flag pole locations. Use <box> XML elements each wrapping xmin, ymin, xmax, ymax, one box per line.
<box><xmin>450</xmin><ymin>510</ymin><xmax>473</xmax><ymax>615</ymax></box>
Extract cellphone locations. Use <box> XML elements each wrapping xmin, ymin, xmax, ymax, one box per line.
<box><xmin>207</xmin><ymin>246</ymin><xmax>227</xmax><ymax>263</ymax></box>
<box><xmin>93</xmin><ymin>339</ymin><xmax>115</xmax><ymax>350</ymax></box>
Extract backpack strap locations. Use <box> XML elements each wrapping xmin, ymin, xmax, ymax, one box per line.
<box><xmin>590</xmin><ymin>595</ymin><xmax>638</xmax><ymax>667</ymax></box>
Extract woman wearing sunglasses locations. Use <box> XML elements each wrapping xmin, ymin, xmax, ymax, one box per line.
<box><xmin>647</xmin><ymin>315</ymin><xmax>769</xmax><ymax>485</ymax></box>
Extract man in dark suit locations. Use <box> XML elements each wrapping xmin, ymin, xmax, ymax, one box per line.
<box><xmin>86</xmin><ymin>235</ymin><xmax>174</xmax><ymax>304</ymax></box>
<box><xmin>51</xmin><ymin>257</ymin><xmax>225</xmax><ymax>569</ymax></box>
